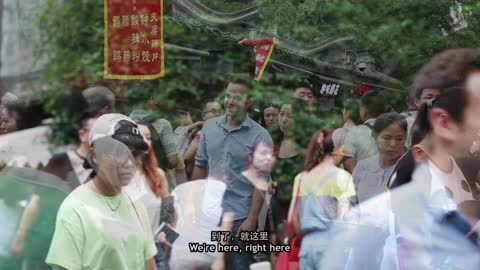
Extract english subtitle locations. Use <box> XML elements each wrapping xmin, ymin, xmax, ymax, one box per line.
<box><xmin>188</xmin><ymin>242</ymin><xmax>291</xmax><ymax>254</ymax></box>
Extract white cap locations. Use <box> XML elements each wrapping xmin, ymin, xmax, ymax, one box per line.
<box><xmin>88</xmin><ymin>113</ymin><xmax>140</xmax><ymax>146</ymax></box>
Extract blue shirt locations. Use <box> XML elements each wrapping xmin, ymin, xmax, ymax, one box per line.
<box><xmin>195</xmin><ymin>115</ymin><xmax>272</xmax><ymax>220</ymax></box>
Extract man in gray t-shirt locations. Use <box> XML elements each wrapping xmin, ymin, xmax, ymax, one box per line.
<box><xmin>343</xmin><ymin>90</ymin><xmax>387</xmax><ymax>173</ymax></box>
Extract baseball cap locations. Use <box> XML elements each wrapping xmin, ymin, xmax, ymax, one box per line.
<box><xmin>84</xmin><ymin>113</ymin><xmax>148</xmax><ymax>173</ymax></box>
<box><xmin>88</xmin><ymin>113</ymin><xmax>148</xmax><ymax>152</ymax></box>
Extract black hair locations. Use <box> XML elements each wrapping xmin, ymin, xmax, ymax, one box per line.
<box><xmin>78</xmin><ymin>111</ymin><xmax>96</xmax><ymax>130</ymax></box>
<box><xmin>409</xmin><ymin>118</ymin><xmax>427</xmax><ymax>147</ymax></box>
<box><xmin>412</xmin><ymin>49</ymin><xmax>480</xmax><ymax>137</ymax></box>
<box><xmin>130</xmin><ymin>114</ymin><xmax>169</xmax><ymax>170</ymax></box>
<box><xmin>388</xmin><ymin>151</ymin><xmax>415</xmax><ymax>189</ymax></box>
<box><xmin>259</xmin><ymin>97</ymin><xmax>281</xmax><ymax>129</ymax></box>
<box><xmin>360</xmin><ymin>90</ymin><xmax>387</xmax><ymax>118</ymax></box>
<box><xmin>372</xmin><ymin>112</ymin><xmax>407</xmax><ymax>138</ymax></box>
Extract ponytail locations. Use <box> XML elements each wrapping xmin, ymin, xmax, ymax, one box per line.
<box><xmin>412</xmin><ymin>102</ymin><xmax>431</xmax><ymax>141</ymax></box>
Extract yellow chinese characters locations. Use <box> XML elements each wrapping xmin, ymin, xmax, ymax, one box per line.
<box><xmin>112</xmin><ymin>13</ymin><xmax>160</xmax><ymax>29</ymax></box>
<box><xmin>151</xmin><ymin>39</ymin><xmax>161</xmax><ymax>48</ymax></box>
<box><xmin>112</xmin><ymin>16</ymin><xmax>121</xmax><ymax>28</ymax></box>
<box><xmin>111</xmin><ymin>50</ymin><xmax>160</xmax><ymax>64</ymax></box>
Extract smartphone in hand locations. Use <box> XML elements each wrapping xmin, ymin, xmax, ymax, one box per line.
<box><xmin>155</xmin><ymin>222</ymin><xmax>179</xmax><ymax>244</ymax></box>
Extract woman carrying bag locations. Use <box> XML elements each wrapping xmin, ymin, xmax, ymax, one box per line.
<box><xmin>276</xmin><ymin>130</ymin><xmax>354</xmax><ymax>270</ymax></box>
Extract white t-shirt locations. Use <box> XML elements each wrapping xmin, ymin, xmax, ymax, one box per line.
<box><xmin>124</xmin><ymin>172</ymin><xmax>162</xmax><ymax>233</ymax></box>
<box><xmin>170</xmin><ymin>179</ymin><xmax>226</xmax><ymax>257</ymax></box>
<box><xmin>428</xmin><ymin>157</ymin><xmax>474</xmax><ymax>208</ymax></box>
<box><xmin>66</xmin><ymin>150</ymin><xmax>92</xmax><ymax>184</ymax></box>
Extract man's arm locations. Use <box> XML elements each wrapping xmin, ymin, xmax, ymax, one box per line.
<box><xmin>146</xmin><ymin>257</ymin><xmax>158</xmax><ymax>270</ymax></box>
<box><xmin>11</xmin><ymin>195</ymin><xmax>40</xmax><ymax>255</ymax></box>
<box><xmin>183</xmin><ymin>143</ymin><xmax>198</xmax><ymax>164</ymax></box>
<box><xmin>192</xmin><ymin>124</ymin><xmax>208</xmax><ymax>180</ymax></box>
<box><xmin>155</xmin><ymin>119</ymin><xmax>178</xmax><ymax>169</ymax></box>
<box><xmin>191</xmin><ymin>165</ymin><xmax>207</xmax><ymax>180</ymax></box>
<box><xmin>186</xmin><ymin>121</ymin><xmax>203</xmax><ymax>132</ymax></box>
<box><xmin>344</xmin><ymin>157</ymin><xmax>357</xmax><ymax>174</ymax></box>
<box><xmin>167</xmin><ymin>155</ymin><xmax>178</xmax><ymax>169</ymax></box>
<box><xmin>211</xmin><ymin>212</ymin><xmax>234</xmax><ymax>270</ymax></box>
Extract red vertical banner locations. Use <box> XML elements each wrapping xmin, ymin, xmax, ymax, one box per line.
<box><xmin>104</xmin><ymin>0</ymin><xmax>164</xmax><ymax>80</ymax></box>
<box><xmin>239</xmin><ymin>38</ymin><xmax>276</xmax><ymax>81</ymax></box>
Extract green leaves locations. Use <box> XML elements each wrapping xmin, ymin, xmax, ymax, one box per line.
<box><xmin>35</xmin><ymin>0</ymin><xmax>480</xmax><ymax>146</ymax></box>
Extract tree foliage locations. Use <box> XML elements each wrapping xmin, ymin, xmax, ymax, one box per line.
<box><xmin>34</xmin><ymin>0</ymin><xmax>480</xmax><ymax>145</ymax></box>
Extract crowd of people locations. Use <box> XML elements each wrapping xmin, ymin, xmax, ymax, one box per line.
<box><xmin>1</xmin><ymin>48</ymin><xmax>480</xmax><ymax>270</ymax></box>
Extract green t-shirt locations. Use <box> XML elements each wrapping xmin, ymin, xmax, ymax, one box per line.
<box><xmin>46</xmin><ymin>185</ymin><xmax>157</xmax><ymax>270</ymax></box>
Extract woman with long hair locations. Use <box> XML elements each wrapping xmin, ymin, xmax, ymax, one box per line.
<box><xmin>304</xmin><ymin>130</ymin><xmax>334</xmax><ymax>172</ymax></box>
<box><xmin>271</xmin><ymin>98</ymin><xmax>310</xmax><ymax>219</ymax></box>
<box><xmin>128</xmin><ymin>116</ymin><xmax>174</xmax><ymax>270</ymax></box>
<box><xmin>290</xmin><ymin>129</ymin><xmax>354</xmax><ymax>270</ymax></box>
<box><xmin>126</xmin><ymin>117</ymin><xmax>170</xmax><ymax>224</ymax></box>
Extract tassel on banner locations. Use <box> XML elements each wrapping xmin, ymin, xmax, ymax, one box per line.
<box><xmin>239</xmin><ymin>37</ymin><xmax>276</xmax><ymax>81</ymax></box>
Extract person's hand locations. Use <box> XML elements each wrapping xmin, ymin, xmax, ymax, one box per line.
<box><xmin>210</xmin><ymin>254</ymin><xmax>224</xmax><ymax>270</ymax></box>
<box><xmin>236</xmin><ymin>218</ymin><xmax>256</xmax><ymax>238</ymax></box>
<box><xmin>10</xmin><ymin>240</ymin><xmax>24</xmax><ymax>256</ymax></box>
<box><xmin>156</xmin><ymin>232</ymin><xmax>172</xmax><ymax>247</ymax></box>
<box><xmin>268</xmin><ymin>181</ymin><xmax>277</xmax><ymax>194</ymax></box>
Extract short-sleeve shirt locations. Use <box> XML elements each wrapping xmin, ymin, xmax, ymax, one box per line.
<box><xmin>332</xmin><ymin>124</ymin><xmax>354</xmax><ymax>149</ymax></box>
<box><xmin>123</xmin><ymin>172</ymin><xmax>162</xmax><ymax>233</ymax></box>
<box><xmin>292</xmin><ymin>166</ymin><xmax>355</xmax><ymax>248</ymax></box>
<box><xmin>46</xmin><ymin>185</ymin><xmax>157</xmax><ymax>270</ymax></box>
<box><xmin>195</xmin><ymin>115</ymin><xmax>272</xmax><ymax>220</ymax></box>
<box><xmin>191</xmin><ymin>131</ymin><xmax>202</xmax><ymax>148</ymax></box>
<box><xmin>351</xmin><ymin>154</ymin><xmax>395</xmax><ymax>205</ymax></box>
<box><xmin>344</xmin><ymin>119</ymin><xmax>378</xmax><ymax>161</ymax></box>
<box><xmin>151</xmin><ymin>118</ymin><xmax>177</xmax><ymax>158</ymax></box>
<box><xmin>428</xmin><ymin>158</ymin><xmax>474</xmax><ymax>207</ymax></box>
<box><xmin>174</xmin><ymin>126</ymin><xmax>190</xmax><ymax>155</ymax></box>
<box><xmin>66</xmin><ymin>150</ymin><xmax>92</xmax><ymax>184</ymax></box>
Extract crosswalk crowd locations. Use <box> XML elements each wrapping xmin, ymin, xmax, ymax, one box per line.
<box><xmin>1</xmin><ymin>48</ymin><xmax>480</xmax><ymax>270</ymax></box>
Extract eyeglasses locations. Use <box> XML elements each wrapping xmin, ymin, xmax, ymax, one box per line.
<box><xmin>204</xmin><ymin>108</ymin><xmax>223</xmax><ymax>114</ymax></box>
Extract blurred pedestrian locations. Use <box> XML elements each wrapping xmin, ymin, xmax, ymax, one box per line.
<box><xmin>184</xmin><ymin>101</ymin><xmax>222</xmax><ymax>166</ymax></box>
<box><xmin>130</xmin><ymin>109</ymin><xmax>182</xmax><ymax>190</ymax></box>
<box><xmin>128</xmin><ymin>116</ymin><xmax>173</xmax><ymax>270</ymax></box>
<box><xmin>343</xmin><ymin>90</ymin><xmax>387</xmax><ymax>172</ymax></box>
<box><xmin>351</xmin><ymin>112</ymin><xmax>407</xmax><ymax>205</ymax></box>
<box><xmin>46</xmin><ymin>114</ymin><xmax>158</xmax><ymax>270</ymax></box>
<box><xmin>291</xmin><ymin>130</ymin><xmax>355</xmax><ymax>270</ymax></box>
<box><xmin>332</xmin><ymin>99</ymin><xmax>361</xmax><ymax>150</ymax></box>
<box><xmin>43</xmin><ymin>113</ymin><xmax>97</xmax><ymax>188</ymax></box>
<box><xmin>81</xmin><ymin>86</ymin><xmax>115</xmax><ymax>117</ymax></box>
<box><xmin>192</xmin><ymin>78</ymin><xmax>272</xmax><ymax>270</ymax></box>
